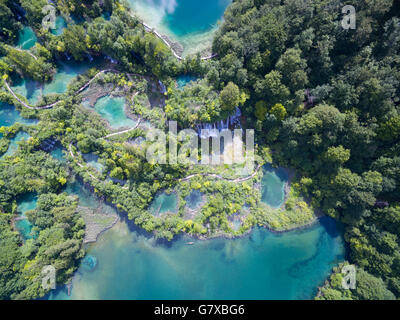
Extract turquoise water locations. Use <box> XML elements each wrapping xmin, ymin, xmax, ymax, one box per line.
<box><xmin>1</xmin><ymin>131</ymin><xmax>30</xmax><ymax>158</ymax></box>
<box><xmin>64</xmin><ymin>180</ymin><xmax>100</xmax><ymax>209</ymax></box>
<box><xmin>50</xmin><ymin>147</ymin><xmax>66</xmax><ymax>163</ymax></box>
<box><xmin>177</xmin><ymin>75</ymin><xmax>197</xmax><ymax>88</ymax></box>
<box><xmin>16</xmin><ymin>193</ymin><xmax>37</xmax><ymax>240</ymax></box>
<box><xmin>81</xmin><ymin>255</ymin><xmax>97</xmax><ymax>272</ymax></box>
<box><xmin>10</xmin><ymin>77</ymin><xmax>42</xmax><ymax>105</ymax></box>
<box><xmin>64</xmin><ymin>179</ymin><xmax>118</xmax><ymax>217</ymax></box>
<box><xmin>149</xmin><ymin>192</ymin><xmax>178</xmax><ymax>215</ymax></box>
<box><xmin>94</xmin><ymin>96</ymin><xmax>136</xmax><ymax>129</ymax></box>
<box><xmin>128</xmin><ymin>0</ymin><xmax>231</xmax><ymax>56</ymax></box>
<box><xmin>42</xmin><ymin>61</ymin><xmax>91</xmax><ymax>96</ymax></box>
<box><xmin>11</xmin><ymin>60</ymin><xmax>95</xmax><ymax>105</ymax></box>
<box><xmin>185</xmin><ymin>190</ymin><xmax>203</xmax><ymax>209</ymax></box>
<box><xmin>51</xmin><ymin>16</ymin><xmax>67</xmax><ymax>36</ymax></box>
<box><xmin>50</xmin><ymin>216</ymin><xmax>344</xmax><ymax>300</ymax></box>
<box><xmin>17</xmin><ymin>26</ymin><xmax>37</xmax><ymax>49</ymax></box>
<box><xmin>0</xmin><ymin>102</ymin><xmax>38</xmax><ymax>129</ymax></box>
<box><xmin>82</xmin><ymin>153</ymin><xmax>104</xmax><ymax>172</ymax></box>
<box><xmin>261</xmin><ymin>165</ymin><xmax>288</xmax><ymax>208</ymax></box>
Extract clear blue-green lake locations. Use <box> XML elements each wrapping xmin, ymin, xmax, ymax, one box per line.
<box><xmin>1</xmin><ymin>131</ymin><xmax>30</xmax><ymax>158</ymax></box>
<box><xmin>0</xmin><ymin>102</ymin><xmax>38</xmax><ymax>129</ymax></box>
<box><xmin>185</xmin><ymin>189</ymin><xmax>203</xmax><ymax>209</ymax></box>
<box><xmin>51</xmin><ymin>16</ymin><xmax>67</xmax><ymax>36</ymax></box>
<box><xmin>128</xmin><ymin>0</ymin><xmax>231</xmax><ymax>56</ymax></box>
<box><xmin>49</xmin><ymin>216</ymin><xmax>344</xmax><ymax>300</ymax></box>
<box><xmin>261</xmin><ymin>164</ymin><xmax>288</xmax><ymax>208</ymax></box>
<box><xmin>17</xmin><ymin>26</ymin><xmax>37</xmax><ymax>50</ymax></box>
<box><xmin>94</xmin><ymin>96</ymin><xmax>136</xmax><ymax>129</ymax></box>
<box><xmin>177</xmin><ymin>75</ymin><xmax>197</xmax><ymax>88</ymax></box>
<box><xmin>50</xmin><ymin>147</ymin><xmax>67</xmax><ymax>163</ymax></box>
<box><xmin>15</xmin><ymin>193</ymin><xmax>37</xmax><ymax>240</ymax></box>
<box><xmin>64</xmin><ymin>180</ymin><xmax>101</xmax><ymax>209</ymax></box>
<box><xmin>10</xmin><ymin>76</ymin><xmax>42</xmax><ymax>105</ymax></box>
<box><xmin>11</xmin><ymin>60</ymin><xmax>97</xmax><ymax>105</ymax></box>
<box><xmin>82</xmin><ymin>153</ymin><xmax>104</xmax><ymax>173</ymax></box>
<box><xmin>42</xmin><ymin>61</ymin><xmax>91</xmax><ymax>96</ymax></box>
<box><xmin>149</xmin><ymin>192</ymin><xmax>178</xmax><ymax>215</ymax></box>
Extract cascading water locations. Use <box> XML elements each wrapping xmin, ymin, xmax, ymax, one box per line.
<box><xmin>196</xmin><ymin>107</ymin><xmax>242</xmax><ymax>139</ymax></box>
<box><xmin>86</xmin><ymin>52</ymin><xmax>94</xmax><ymax>62</ymax></box>
<box><xmin>159</xmin><ymin>80</ymin><xmax>167</xmax><ymax>94</ymax></box>
<box><xmin>105</xmin><ymin>55</ymin><xmax>118</xmax><ymax>64</ymax></box>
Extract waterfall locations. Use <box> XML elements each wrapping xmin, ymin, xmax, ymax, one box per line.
<box><xmin>105</xmin><ymin>55</ymin><xmax>118</xmax><ymax>64</ymax></box>
<box><xmin>196</xmin><ymin>107</ymin><xmax>242</xmax><ymax>138</ymax></box>
<box><xmin>87</xmin><ymin>52</ymin><xmax>94</xmax><ymax>62</ymax></box>
<box><xmin>159</xmin><ymin>80</ymin><xmax>167</xmax><ymax>94</ymax></box>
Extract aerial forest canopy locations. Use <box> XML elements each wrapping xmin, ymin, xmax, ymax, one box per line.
<box><xmin>211</xmin><ymin>0</ymin><xmax>400</xmax><ymax>299</ymax></box>
<box><xmin>0</xmin><ymin>0</ymin><xmax>399</xmax><ymax>300</ymax></box>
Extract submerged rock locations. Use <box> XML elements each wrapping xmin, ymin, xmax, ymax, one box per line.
<box><xmin>82</xmin><ymin>254</ymin><xmax>97</xmax><ymax>272</ymax></box>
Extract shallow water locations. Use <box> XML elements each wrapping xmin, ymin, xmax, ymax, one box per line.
<box><xmin>261</xmin><ymin>164</ymin><xmax>288</xmax><ymax>208</ymax></box>
<box><xmin>42</xmin><ymin>61</ymin><xmax>91</xmax><ymax>96</ymax></box>
<box><xmin>64</xmin><ymin>180</ymin><xmax>101</xmax><ymax>209</ymax></box>
<box><xmin>16</xmin><ymin>193</ymin><xmax>37</xmax><ymax>240</ymax></box>
<box><xmin>149</xmin><ymin>192</ymin><xmax>178</xmax><ymax>215</ymax></box>
<box><xmin>50</xmin><ymin>147</ymin><xmax>67</xmax><ymax>163</ymax></box>
<box><xmin>81</xmin><ymin>255</ymin><xmax>97</xmax><ymax>272</ymax></box>
<box><xmin>82</xmin><ymin>153</ymin><xmax>104</xmax><ymax>172</ymax></box>
<box><xmin>128</xmin><ymin>0</ymin><xmax>231</xmax><ymax>56</ymax></box>
<box><xmin>64</xmin><ymin>179</ymin><xmax>118</xmax><ymax>218</ymax></box>
<box><xmin>51</xmin><ymin>16</ymin><xmax>67</xmax><ymax>36</ymax></box>
<box><xmin>17</xmin><ymin>26</ymin><xmax>37</xmax><ymax>50</ymax></box>
<box><xmin>50</xmin><ymin>216</ymin><xmax>344</xmax><ymax>300</ymax></box>
<box><xmin>0</xmin><ymin>102</ymin><xmax>38</xmax><ymax>128</ymax></box>
<box><xmin>177</xmin><ymin>75</ymin><xmax>197</xmax><ymax>88</ymax></box>
<box><xmin>94</xmin><ymin>96</ymin><xmax>136</xmax><ymax>129</ymax></box>
<box><xmin>1</xmin><ymin>131</ymin><xmax>30</xmax><ymax>158</ymax></box>
<box><xmin>185</xmin><ymin>189</ymin><xmax>202</xmax><ymax>209</ymax></box>
<box><xmin>11</xmin><ymin>60</ymin><xmax>96</xmax><ymax>105</ymax></box>
<box><xmin>10</xmin><ymin>77</ymin><xmax>42</xmax><ymax>105</ymax></box>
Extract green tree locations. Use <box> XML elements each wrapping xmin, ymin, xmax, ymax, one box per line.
<box><xmin>220</xmin><ymin>82</ymin><xmax>240</xmax><ymax>112</ymax></box>
<box><xmin>269</xmin><ymin>103</ymin><xmax>287</xmax><ymax>121</ymax></box>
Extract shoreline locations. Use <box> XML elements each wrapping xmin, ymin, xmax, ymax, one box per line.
<box><xmin>71</xmin><ymin>160</ymin><xmax>320</xmax><ymax>243</ymax></box>
<box><xmin>130</xmin><ymin>11</ymin><xmax>218</xmax><ymax>60</ymax></box>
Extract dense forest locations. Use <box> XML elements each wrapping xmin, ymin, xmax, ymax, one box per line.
<box><xmin>0</xmin><ymin>0</ymin><xmax>399</xmax><ymax>300</ymax></box>
<box><xmin>210</xmin><ymin>0</ymin><xmax>400</xmax><ymax>299</ymax></box>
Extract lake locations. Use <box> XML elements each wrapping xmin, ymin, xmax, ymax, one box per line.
<box><xmin>0</xmin><ymin>102</ymin><xmax>38</xmax><ymax>128</ymax></box>
<box><xmin>15</xmin><ymin>193</ymin><xmax>37</xmax><ymax>240</ymax></box>
<box><xmin>1</xmin><ymin>131</ymin><xmax>30</xmax><ymax>159</ymax></box>
<box><xmin>11</xmin><ymin>60</ymin><xmax>98</xmax><ymax>105</ymax></box>
<box><xmin>149</xmin><ymin>192</ymin><xmax>178</xmax><ymax>216</ymax></box>
<box><xmin>50</xmin><ymin>216</ymin><xmax>344</xmax><ymax>300</ymax></box>
<box><xmin>17</xmin><ymin>26</ymin><xmax>37</xmax><ymax>50</ymax></box>
<box><xmin>128</xmin><ymin>0</ymin><xmax>231</xmax><ymax>56</ymax></box>
<box><xmin>94</xmin><ymin>96</ymin><xmax>137</xmax><ymax>129</ymax></box>
<box><xmin>261</xmin><ymin>164</ymin><xmax>288</xmax><ymax>208</ymax></box>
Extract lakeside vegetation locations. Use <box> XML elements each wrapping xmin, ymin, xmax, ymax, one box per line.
<box><xmin>0</xmin><ymin>0</ymin><xmax>399</xmax><ymax>300</ymax></box>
